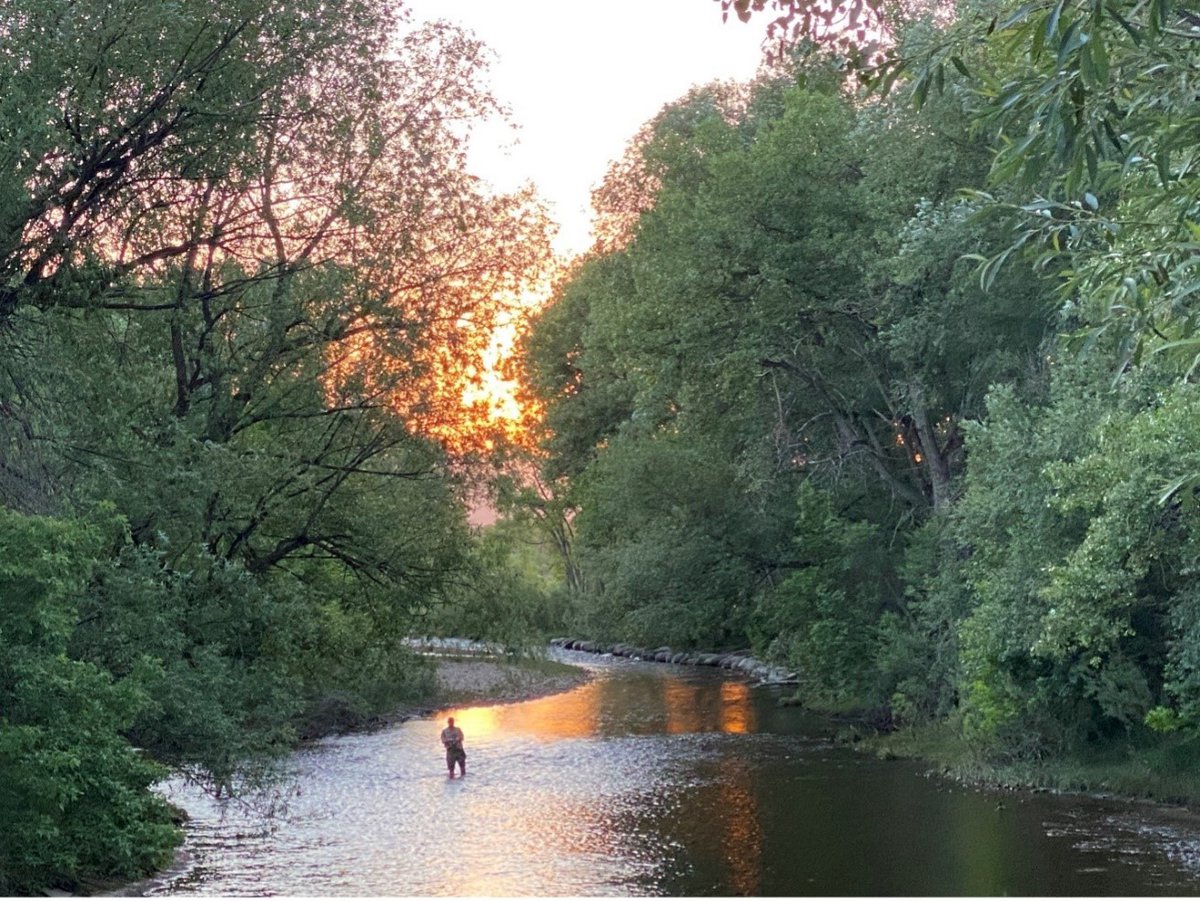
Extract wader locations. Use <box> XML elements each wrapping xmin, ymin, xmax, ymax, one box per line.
<box><xmin>446</xmin><ymin>743</ymin><xmax>466</xmax><ymax>776</ymax></box>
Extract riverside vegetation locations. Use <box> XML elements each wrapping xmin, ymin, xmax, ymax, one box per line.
<box><xmin>7</xmin><ymin>0</ymin><xmax>1200</xmax><ymax>894</ymax></box>
<box><xmin>510</xmin><ymin>0</ymin><xmax>1200</xmax><ymax>817</ymax></box>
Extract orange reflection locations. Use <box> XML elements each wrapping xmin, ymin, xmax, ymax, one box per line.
<box><xmin>435</xmin><ymin>672</ymin><xmax>765</xmax><ymax>894</ymax></box>
<box><xmin>442</xmin><ymin>678</ymin><xmax>601</xmax><ymax>742</ymax></box>
<box><xmin>439</xmin><ymin>705</ymin><xmax>502</xmax><ymax>744</ymax></box>
<box><xmin>716</xmin><ymin>756</ymin><xmax>762</xmax><ymax>895</ymax></box>
<box><xmin>498</xmin><ymin>680</ymin><xmax>601</xmax><ymax>740</ymax></box>
<box><xmin>437</xmin><ymin>671</ymin><xmax>758</xmax><ymax>744</ymax></box>
<box><xmin>664</xmin><ymin>678</ymin><xmax>703</xmax><ymax>734</ymax></box>
<box><xmin>719</xmin><ymin>681</ymin><xmax>754</xmax><ymax>735</ymax></box>
<box><xmin>657</xmin><ymin>676</ymin><xmax>759</xmax><ymax>735</ymax></box>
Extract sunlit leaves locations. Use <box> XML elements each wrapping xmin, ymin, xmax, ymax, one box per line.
<box><xmin>716</xmin><ymin>0</ymin><xmax>894</xmax><ymax>71</ymax></box>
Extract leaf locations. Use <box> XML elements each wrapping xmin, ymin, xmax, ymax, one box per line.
<box><xmin>1104</xmin><ymin>3</ymin><xmax>1141</xmax><ymax>44</ymax></box>
<box><xmin>958</xmin><ymin>188</ymin><xmax>996</xmax><ymax>204</ymax></box>
<box><xmin>997</xmin><ymin>3</ymin><xmax>1038</xmax><ymax>31</ymax></box>
<box><xmin>1102</xmin><ymin>117</ymin><xmax>1124</xmax><ymax>152</ymax></box>
<box><xmin>998</xmin><ymin>86</ymin><xmax>1025</xmax><ymax>112</ymax></box>
<box><xmin>1032</xmin><ymin>12</ymin><xmax>1048</xmax><ymax>59</ymax></box>
<box><xmin>1080</xmin><ymin>39</ymin><xmax>1098</xmax><ymax>85</ymax></box>
<box><xmin>1057</xmin><ymin>21</ymin><xmax>1086</xmax><ymax>66</ymax></box>
<box><xmin>1149</xmin><ymin>0</ymin><xmax>1170</xmax><ymax>38</ymax></box>
<box><xmin>1159</xmin><ymin>473</ymin><xmax>1199</xmax><ymax>507</ymax></box>
<box><xmin>979</xmin><ymin>246</ymin><xmax>1015</xmax><ymax>291</ymax></box>
<box><xmin>1150</xmin><ymin>337</ymin><xmax>1200</xmax><ymax>357</ymax></box>
<box><xmin>1090</xmin><ymin>30</ymin><xmax>1109</xmax><ymax>83</ymax></box>
<box><xmin>950</xmin><ymin>55</ymin><xmax>971</xmax><ymax>77</ymax></box>
<box><xmin>1046</xmin><ymin>0</ymin><xmax>1067</xmax><ymax>40</ymax></box>
<box><xmin>1156</xmin><ymin>143</ymin><xmax>1171</xmax><ymax>187</ymax></box>
<box><xmin>912</xmin><ymin>68</ymin><xmax>932</xmax><ymax>108</ymax></box>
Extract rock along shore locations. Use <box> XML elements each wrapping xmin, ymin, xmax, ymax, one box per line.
<box><xmin>549</xmin><ymin>637</ymin><xmax>797</xmax><ymax>685</ymax></box>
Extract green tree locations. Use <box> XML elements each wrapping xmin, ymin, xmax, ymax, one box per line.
<box><xmin>520</xmin><ymin>58</ymin><xmax>1054</xmax><ymax>687</ymax></box>
<box><xmin>752</xmin><ymin>483</ymin><xmax>893</xmax><ymax>708</ymax></box>
<box><xmin>0</xmin><ymin>509</ymin><xmax>177</xmax><ymax>894</ymax></box>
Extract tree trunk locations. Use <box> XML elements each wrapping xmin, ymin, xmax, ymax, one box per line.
<box><xmin>908</xmin><ymin>382</ymin><xmax>956</xmax><ymax>512</ymax></box>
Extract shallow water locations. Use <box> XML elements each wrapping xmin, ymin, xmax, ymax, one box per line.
<box><xmin>147</xmin><ymin>651</ymin><xmax>1200</xmax><ymax>896</ymax></box>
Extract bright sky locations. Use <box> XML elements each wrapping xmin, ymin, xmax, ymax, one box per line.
<box><xmin>404</xmin><ymin>0</ymin><xmax>771</xmax><ymax>258</ymax></box>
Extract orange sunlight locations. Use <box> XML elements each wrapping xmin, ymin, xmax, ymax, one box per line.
<box><xmin>441</xmin><ymin>679</ymin><xmax>601</xmax><ymax>740</ymax></box>
<box><xmin>320</xmin><ymin>261</ymin><xmax>557</xmax><ymax>459</ymax></box>
<box><xmin>444</xmin><ymin>280</ymin><xmax>551</xmax><ymax>454</ymax></box>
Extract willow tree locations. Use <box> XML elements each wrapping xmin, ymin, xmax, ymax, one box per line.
<box><xmin>719</xmin><ymin>1</ymin><xmax>1200</xmax><ymax>367</ymax></box>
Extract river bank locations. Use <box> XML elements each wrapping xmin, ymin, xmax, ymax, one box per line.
<box><xmin>864</xmin><ymin>718</ymin><xmax>1200</xmax><ymax>809</ymax></box>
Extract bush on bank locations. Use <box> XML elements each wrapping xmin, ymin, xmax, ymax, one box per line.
<box><xmin>0</xmin><ymin>510</ymin><xmax>178</xmax><ymax>894</ymax></box>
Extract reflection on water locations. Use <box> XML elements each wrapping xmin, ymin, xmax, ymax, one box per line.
<box><xmin>715</xmin><ymin>755</ymin><xmax>761</xmax><ymax>895</ymax></box>
<box><xmin>147</xmin><ymin>653</ymin><xmax>1200</xmax><ymax>897</ymax></box>
<box><xmin>719</xmin><ymin>681</ymin><xmax>753</xmax><ymax>735</ymax></box>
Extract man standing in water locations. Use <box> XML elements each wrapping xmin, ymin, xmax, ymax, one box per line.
<box><xmin>441</xmin><ymin>716</ymin><xmax>466</xmax><ymax>777</ymax></box>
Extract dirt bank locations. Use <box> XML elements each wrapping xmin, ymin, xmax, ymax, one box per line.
<box><xmin>422</xmin><ymin>656</ymin><xmax>591</xmax><ymax>709</ymax></box>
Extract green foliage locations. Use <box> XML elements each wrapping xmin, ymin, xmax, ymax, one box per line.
<box><xmin>571</xmin><ymin>431</ymin><xmax>788</xmax><ymax>647</ymax></box>
<box><xmin>423</xmin><ymin>518</ymin><xmax>571</xmax><ymax>652</ymax></box>
<box><xmin>1145</xmin><ymin>705</ymin><xmax>1180</xmax><ymax>734</ymax></box>
<box><xmin>72</xmin><ymin>543</ymin><xmax>303</xmax><ymax>787</ymax></box>
<box><xmin>0</xmin><ymin>509</ymin><xmax>177</xmax><ymax>894</ymax></box>
<box><xmin>736</xmin><ymin>2</ymin><xmax>1200</xmax><ymax>384</ymax></box>
<box><xmin>514</xmin><ymin>0</ymin><xmax>1200</xmax><ymax>793</ymax></box>
<box><xmin>875</xmin><ymin>515</ymin><xmax>972</xmax><ymax>725</ymax></box>
<box><xmin>950</xmin><ymin>360</ymin><xmax>1117</xmax><ymax>758</ymax></box>
<box><xmin>943</xmin><ymin>352</ymin><xmax>1200</xmax><ymax>759</ymax></box>
<box><xmin>521</xmin><ymin>55</ymin><xmax>1052</xmax><ymax>691</ymax></box>
<box><xmin>752</xmin><ymin>484</ymin><xmax>894</xmax><ymax>709</ymax></box>
<box><xmin>887</xmin><ymin>1</ymin><xmax>1200</xmax><ymax>382</ymax></box>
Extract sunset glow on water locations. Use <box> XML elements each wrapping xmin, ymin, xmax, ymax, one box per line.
<box><xmin>148</xmin><ymin>655</ymin><xmax>1200</xmax><ymax>897</ymax></box>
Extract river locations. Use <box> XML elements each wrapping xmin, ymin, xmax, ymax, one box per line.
<box><xmin>143</xmin><ymin>650</ymin><xmax>1200</xmax><ymax>896</ymax></box>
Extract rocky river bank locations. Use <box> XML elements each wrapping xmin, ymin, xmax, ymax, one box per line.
<box><xmin>549</xmin><ymin>637</ymin><xmax>797</xmax><ymax>685</ymax></box>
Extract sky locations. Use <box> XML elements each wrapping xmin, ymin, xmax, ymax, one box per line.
<box><xmin>403</xmin><ymin>0</ymin><xmax>772</xmax><ymax>258</ymax></box>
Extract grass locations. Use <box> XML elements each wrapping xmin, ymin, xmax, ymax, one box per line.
<box><xmin>862</xmin><ymin>720</ymin><xmax>1200</xmax><ymax>805</ymax></box>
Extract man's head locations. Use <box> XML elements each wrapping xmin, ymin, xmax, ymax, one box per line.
<box><xmin>447</xmin><ymin>717</ymin><xmax>455</xmax><ymax>727</ymax></box>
